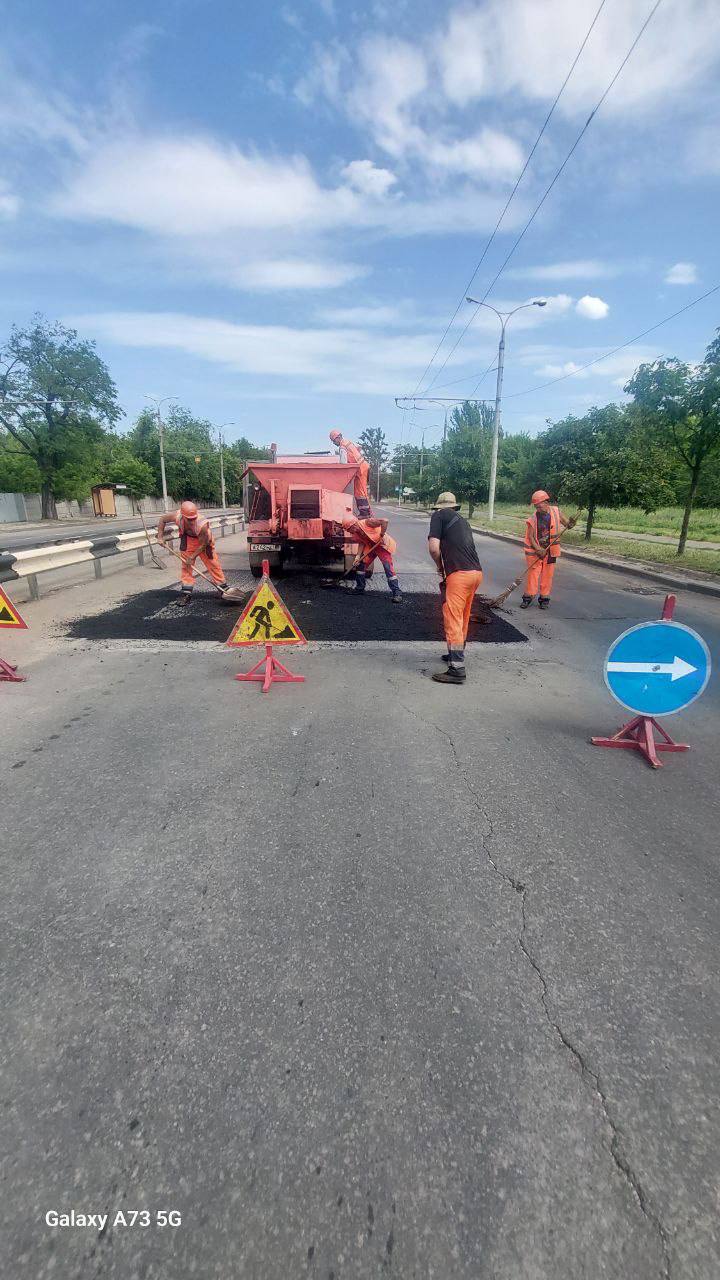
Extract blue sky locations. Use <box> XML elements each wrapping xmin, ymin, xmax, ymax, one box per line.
<box><xmin>1</xmin><ymin>0</ymin><xmax>719</xmax><ymax>455</ymax></box>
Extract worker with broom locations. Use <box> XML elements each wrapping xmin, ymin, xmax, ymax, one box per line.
<box><xmin>427</xmin><ymin>492</ymin><xmax>483</xmax><ymax>685</ymax></box>
<box><xmin>521</xmin><ymin>490</ymin><xmax>577</xmax><ymax>610</ymax></box>
<box><xmin>157</xmin><ymin>501</ymin><xmax>231</xmax><ymax>606</ymax></box>
<box><xmin>342</xmin><ymin>511</ymin><xmax>403</xmax><ymax>602</ymax></box>
<box><xmin>329</xmin><ymin>430</ymin><xmax>373</xmax><ymax>517</ymax></box>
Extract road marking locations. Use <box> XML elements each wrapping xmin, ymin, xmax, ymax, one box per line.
<box><xmin>606</xmin><ymin>656</ymin><xmax>697</xmax><ymax>681</ymax></box>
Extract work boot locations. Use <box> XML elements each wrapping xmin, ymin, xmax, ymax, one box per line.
<box><xmin>390</xmin><ymin>590</ymin><xmax>403</xmax><ymax>604</ymax></box>
<box><xmin>520</xmin><ymin>595</ymin><xmax>533</xmax><ymax>609</ymax></box>
<box><xmin>432</xmin><ymin>667</ymin><xmax>466</xmax><ymax>684</ymax></box>
<box><xmin>538</xmin><ymin>597</ymin><xmax>550</xmax><ymax>610</ymax></box>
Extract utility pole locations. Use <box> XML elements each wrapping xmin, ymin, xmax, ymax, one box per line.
<box><xmin>144</xmin><ymin>395</ymin><xmax>172</xmax><ymax>512</ymax></box>
<box><xmin>443</xmin><ymin>409</ymin><xmax>448</xmax><ymax>444</ymax></box>
<box><xmin>465</xmin><ymin>297</ymin><xmax>546</xmax><ymax>520</ymax></box>
<box><xmin>215</xmin><ymin>422</ymin><xmax>237</xmax><ymax>510</ymax></box>
<box><xmin>218</xmin><ymin>433</ymin><xmax>226</xmax><ymax>509</ymax></box>
<box><xmin>419</xmin><ymin>430</ymin><xmax>425</xmax><ymax>483</ymax></box>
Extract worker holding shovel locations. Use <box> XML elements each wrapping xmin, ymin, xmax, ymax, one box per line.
<box><xmin>157</xmin><ymin>501</ymin><xmax>231</xmax><ymax>606</ymax></box>
<box><xmin>521</xmin><ymin>490</ymin><xmax>577</xmax><ymax>610</ymax></box>
<box><xmin>342</xmin><ymin>512</ymin><xmax>403</xmax><ymax>602</ymax></box>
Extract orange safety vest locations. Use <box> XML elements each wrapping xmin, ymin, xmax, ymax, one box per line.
<box><xmin>345</xmin><ymin>519</ymin><xmax>397</xmax><ymax>555</ymax></box>
<box><xmin>176</xmin><ymin>512</ymin><xmax>215</xmax><ymax>553</ymax></box>
<box><xmin>524</xmin><ymin>506</ymin><xmax>562</xmax><ymax>559</ymax></box>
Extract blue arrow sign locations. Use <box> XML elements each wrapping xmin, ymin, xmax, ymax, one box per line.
<box><xmin>604</xmin><ymin>620</ymin><xmax>711</xmax><ymax>716</ymax></box>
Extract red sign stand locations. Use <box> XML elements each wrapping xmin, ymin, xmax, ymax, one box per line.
<box><xmin>591</xmin><ymin>594</ymin><xmax>689</xmax><ymax>769</ymax></box>
<box><xmin>234</xmin><ymin>643</ymin><xmax>305</xmax><ymax>693</ymax></box>
<box><xmin>0</xmin><ymin>656</ymin><xmax>25</xmax><ymax>683</ymax></box>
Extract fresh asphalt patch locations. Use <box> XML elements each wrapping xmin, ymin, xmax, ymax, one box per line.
<box><xmin>63</xmin><ymin>570</ymin><xmax>528</xmax><ymax>645</ymax></box>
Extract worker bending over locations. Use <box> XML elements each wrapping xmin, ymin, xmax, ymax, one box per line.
<box><xmin>157</xmin><ymin>501</ymin><xmax>229</xmax><ymax>605</ymax></box>
<box><xmin>521</xmin><ymin>490</ymin><xmax>576</xmax><ymax>610</ymax></box>
<box><xmin>428</xmin><ymin>492</ymin><xmax>482</xmax><ymax>685</ymax></box>
<box><xmin>329</xmin><ymin>430</ymin><xmax>373</xmax><ymax>517</ymax></box>
<box><xmin>342</xmin><ymin>512</ymin><xmax>402</xmax><ymax>602</ymax></box>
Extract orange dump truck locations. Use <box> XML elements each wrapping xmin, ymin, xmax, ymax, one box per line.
<box><xmin>243</xmin><ymin>451</ymin><xmax>360</xmax><ymax>577</ymax></box>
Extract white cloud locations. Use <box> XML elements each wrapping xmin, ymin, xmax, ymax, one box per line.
<box><xmin>437</xmin><ymin>0</ymin><xmax>720</xmax><ymax>118</ymax></box>
<box><xmin>317</xmin><ymin>304</ymin><xmax>408</xmax><ymax>326</ymax></box>
<box><xmin>576</xmin><ymin>294</ymin><xmax>609</xmax><ymax>319</ymax></box>
<box><xmin>53</xmin><ymin>135</ymin><xmax>361</xmax><ymax>235</ymax></box>
<box><xmin>66</xmin><ymin>309</ymin><xmax>485</xmax><ymax>396</ymax></box>
<box><xmin>507</xmin><ymin>259</ymin><xmax>612</xmax><ymax>281</ymax></box>
<box><xmin>0</xmin><ymin>187</ymin><xmax>19</xmax><ymax>218</ymax></box>
<box><xmin>346</xmin><ymin>35</ymin><xmax>428</xmax><ymax>158</ymax></box>
<box><xmin>51</xmin><ymin>131</ymin><xmax>529</xmax><ymax>241</ymax></box>
<box><xmin>240</xmin><ymin>258</ymin><xmax>367</xmax><ymax>290</ymax></box>
<box><xmin>665</xmin><ymin>261</ymin><xmax>698</xmax><ymax>285</ymax></box>
<box><xmin>301</xmin><ymin>34</ymin><xmax>523</xmax><ymax>181</ymax></box>
<box><xmin>0</xmin><ymin>54</ymin><xmax>88</xmax><ymax>152</ymax></box>
<box><xmin>341</xmin><ymin>159</ymin><xmax>396</xmax><ymax>196</ymax></box>
<box><xmin>422</xmin><ymin>128</ymin><xmax>523</xmax><ymax>177</ymax></box>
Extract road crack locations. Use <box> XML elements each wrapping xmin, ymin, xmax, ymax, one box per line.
<box><xmin>397</xmin><ymin>695</ymin><xmax>671</xmax><ymax>1278</ymax></box>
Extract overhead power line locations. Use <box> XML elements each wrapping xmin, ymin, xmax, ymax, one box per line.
<box><xmin>504</xmin><ymin>282</ymin><xmax>720</xmax><ymax>399</ymax></box>
<box><xmin>421</xmin><ymin>0</ymin><xmax>663</xmax><ymax>395</ymax></box>
<box><xmin>409</xmin><ymin>0</ymin><xmax>609</xmax><ymax>400</ymax></box>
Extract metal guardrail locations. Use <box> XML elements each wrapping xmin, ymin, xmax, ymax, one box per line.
<box><xmin>0</xmin><ymin>512</ymin><xmax>245</xmax><ymax>599</ymax></box>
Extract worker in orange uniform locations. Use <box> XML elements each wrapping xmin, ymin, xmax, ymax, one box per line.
<box><xmin>329</xmin><ymin>430</ymin><xmax>373</xmax><ymax>517</ymax></box>
<box><xmin>342</xmin><ymin>511</ymin><xmax>402</xmax><ymax>602</ymax></box>
<box><xmin>157</xmin><ymin>501</ymin><xmax>230</xmax><ymax>606</ymax></box>
<box><xmin>521</xmin><ymin>490</ymin><xmax>577</xmax><ymax>611</ymax></box>
<box><xmin>427</xmin><ymin>492</ymin><xmax>483</xmax><ymax>685</ymax></box>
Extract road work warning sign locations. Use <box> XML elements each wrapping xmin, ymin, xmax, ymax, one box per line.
<box><xmin>0</xmin><ymin>585</ymin><xmax>27</xmax><ymax>629</ymax></box>
<box><xmin>226</xmin><ymin>579</ymin><xmax>306</xmax><ymax>647</ymax></box>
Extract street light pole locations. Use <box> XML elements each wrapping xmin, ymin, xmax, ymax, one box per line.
<box><xmin>465</xmin><ymin>297</ymin><xmax>546</xmax><ymax>521</ymax></box>
<box><xmin>215</xmin><ymin>422</ymin><xmax>238</xmax><ymax>510</ymax></box>
<box><xmin>144</xmin><ymin>395</ymin><xmax>173</xmax><ymax>513</ymax></box>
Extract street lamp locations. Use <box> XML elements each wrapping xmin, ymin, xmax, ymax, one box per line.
<box><xmin>215</xmin><ymin>422</ymin><xmax>238</xmax><ymax>510</ymax></box>
<box><xmin>144</xmin><ymin>395</ymin><xmax>174</xmax><ymax>513</ymax></box>
<box><xmin>465</xmin><ymin>297</ymin><xmax>547</xmax><ymax>521</ymax></box>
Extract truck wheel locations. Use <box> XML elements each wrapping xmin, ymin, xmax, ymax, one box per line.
<box><xmin>250</xmin><ymin>564</ymin><xmax>263</xmax><ymax>579</ymax></box>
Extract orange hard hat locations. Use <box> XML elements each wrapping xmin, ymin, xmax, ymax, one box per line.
<box><xmin>329</xmin><ymin>429</ymin><xmax>343</xmax><ymax>444</ymax></box>
<box><xmin>531</xmin><ymin>490</ymin><xmax>550</xmax><ymax>505</ymax></box>
<box><xmin>180</xmin><ymin>500</ymin><xmax>199</xmax><ymax>519</ymax></box>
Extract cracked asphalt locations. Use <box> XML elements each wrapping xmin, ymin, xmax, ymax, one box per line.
<box><xmin>2</xmin><ymin>507</ymin><xmax>719</xmax><ymax>1279</ymax></box>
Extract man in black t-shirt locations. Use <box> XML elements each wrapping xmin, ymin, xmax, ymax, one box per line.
<box><xmin>428</xmin><ymin>492</ymin><xmax>483</xmax><ymax>685</ymax></box>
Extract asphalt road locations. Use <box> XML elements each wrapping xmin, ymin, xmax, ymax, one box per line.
<box><xmin>0</xmin><ymin>506</ymin><xmax>236</xmax><ymax>552</ymax></box>
<box><xmin>2</xmin><ymin>508</ymin><xmax>718</xmax><ymax>1279</ymax></box>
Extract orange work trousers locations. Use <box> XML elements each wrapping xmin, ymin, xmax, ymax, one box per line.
<box><xmin>525</xmin><ymin>554</ymin><xmax>556</xmax><ymax>600</ymax></box>
<box><xmin>443</xmin><ymin>569</ymin><xmax>483</xmax><ymax>665</ymax></box>
<box><xmin>180</xmin><ymin>541</ymin><xmax>227</xmax><ymax>592</ymax></box>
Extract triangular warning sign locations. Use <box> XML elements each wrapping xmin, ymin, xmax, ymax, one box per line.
<box><xmin>226</xmin><ymin>578</ymin><xmax>306</xmax><ymax>647</ymax></box>
<box><xmin>0</xmin><ymin>585</ymin><xmax>27</xmax><ymax>630</ymax></box>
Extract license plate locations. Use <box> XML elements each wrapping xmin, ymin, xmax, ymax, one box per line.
<box><xmin>252</xmin><ymin>544</ymin><xmax>281</xmax><ymax>552</ymax></box>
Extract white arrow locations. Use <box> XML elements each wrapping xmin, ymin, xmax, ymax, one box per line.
<box><xmin>607</xmin><ymin>656</ymin><xmax>697</xmax><ymax>682</ymax></box>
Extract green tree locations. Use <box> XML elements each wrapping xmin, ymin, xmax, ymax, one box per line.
<box><xmin>0</xmin><ymin>316</ymin><xmax>120</xmax><ymax>517</ymax></box>
<box><xmin>98</xmin><ymin>440</ymin><xmax>156</xmax><ymax>508</ymax></box>
<box><xmin>438</xmin><ymin>401</ymin><xmax>495</xmax><ymax>516</ymax></box>
<box><xmin>127</xmin><ymin>406</ymin><xmax>221</xmax><ymax>504</ymax></box>
<box><xmin>537</xmin><ymin>405</ymin><xmax>674</xmax><ymax>539</ymax></box>
<box><xmin>358</xmin><ymin>427</ymin><xmax>390</xmax><ymax>502</ymax></box>
<box><xmin>225</xmin><ymin>437</ymin><xmax>271</xmax><ymax>504</ymax></box>
<box><xmin>0</xmin><ymin>440</ymin><xmax>42</xmax><ymax>493</ymax></box>
<box><xmin>496</xmin><ymin>431</ymin><xmax>540</xmax><ymax>503</ymax></box>
<box><xmin>626</xmin><ymin>330</ymin><xmax>720</xmax><ymax>554</ymax></box>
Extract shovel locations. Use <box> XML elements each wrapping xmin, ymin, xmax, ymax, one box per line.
<box><xmin>319</xmin><ymin>546</ymin><xmax>374</xmax><ymax>589</ymax></box>
<box><xmin>162</xmin><ymin>543</ymin><xmax>248</xmax><ymax>603</ymax></box>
